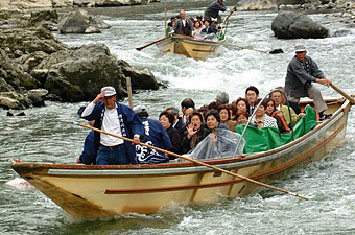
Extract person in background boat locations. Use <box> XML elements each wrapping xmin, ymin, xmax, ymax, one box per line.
<box><xmin>81</xmin><ymin>86</ymin><xmax>144</xmax><ymax>165</ymax></box>
<box><xmin>250</xmin><ymin>99</ymin><xmax>278</xmax><ymax>128</ymax></box>
<box><xmin>201</xmin><ymin>20</ymin><xmax>217</xmax><ymax>34</ymax></box>
<box><xmin>172</xmin><ymin>10</ymin><xmax>194</xmax><ymax>37</ymax></box>
<box><xmin>285</xmin><ymin>45</ymin><xmax>332</xmax><ymax>120</ymax></box>
<box><xmin>264</xmin><ymin>98</ymin><xmax>290</xmax><ymax>134</ymax></box>
<box><xmin>245</xmin><ymin>86</ymin><xmax>259</xmax><ymax>115</ymax></box>
<box><xmin>271</xmin><ymin>89</ymin><xmax>305</xmax><ymax>127</ymax></box>
<box><xmin>166</xmin><ymin>16</ymin><xmax>177</xmax><ymax>37</ymax></box>
<box><xmin>204</xmin><ymin>0</ymin><xmax>234</xmax><ymax>24</ymax></box>
<box><xmin>216</xmin><ymin>25</ymin><xmax>224</xmax><ymax>40</ymax></box>
<box><xmin>218</xmin><ymin>104</ymin><xmax>237</xmax><ymax>132</ymax></box>
<box><xmin>196</xmin><ymin>15</ymin><xmax>204</xmax><ymax>29</ymax></box>
<box><xmin>192</xmin><ymin>21</ymin><xmax>202</xmax><ymax>38</ymax></box>
<box><xmin>159</xmin><ymin>111</ymin><xmax>182</xmax><ymax>155</ymax></box>
<box><xmin>134</xmin><ymin>106</ymin><xmax>172</xmax><ymax>164</ymax></box>
<box><xmin>181</xmin><ymin>98</ymin><xmax>195</xmax><ymax>122</ymax></box>
<box><xmin>181</xmin><ymin>111</ymin><xmax>210</xmax><ymax>154</ymax></box>
<box><xmin>166</xmin><ymin>107</ymin><xmax>186</xmax><ymax>137</ymax></box>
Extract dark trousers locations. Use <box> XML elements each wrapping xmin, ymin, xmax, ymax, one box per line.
<box><xmin>97</xmin><ymin>144</ymin><xmax>129</xmax><ymax>165</ymax></box>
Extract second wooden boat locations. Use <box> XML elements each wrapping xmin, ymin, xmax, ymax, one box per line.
<box><xmin>156</xmin><ymin>36</ymin><xmax>225</xmax><ymax>60</ymax></box>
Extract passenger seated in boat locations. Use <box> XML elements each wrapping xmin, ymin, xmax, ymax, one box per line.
<box><xmin>233</xmin><ymin>97</ymin><xmax>250</xmax><ymax>116</ymax></box>
<box><xmin>166</xmin><ymin>107</ymin><xmax>186</xmax><ymax>137</ymax></box>
<box><xmin>201</xmin><ymin>20</ymin><xmax>217</xmax><ymax>34</ymax></box>
<box><xmin>271</xmin><ymin>90</ymin><xmax>305</xmax><ymax>127</ymax></box>
<box><xmin>216</xmin><ymin>25</ymin><xmax>224</xmax><ymax>40</ymax></box>
<box><xmin>264</xmin><ymin>98</ymin><xmax>290</xmax><ymax>134</ymax></box>
<box><xmin>218</xmin><ymin>104</ymin><xmax>237</xmax><ymax>132</ymax></box>
<box><xmin>80</xmin><ymin>86</ymin><xmax>144</xmax><ymax>165</ymax></box>
<box><xmin>196</xmin><ymin>15</ymin><xmax>204</xmax><ymax>29</ymax></box>
<box><xmin>192</xmin><ymin>21</ymin><xmax>202</xmax><ymax>38</ymax></box>
<box><xmin>172</xmin><ymin>10</ymin><xmax>194</xmax><ymax>37</ymax></box>
<box><xmin>134</xmin><ymin>106</ymin><xmax>172</xmax><ymax>164</ymax></box>
<box><xmin>249</xmin><ymin>99</ymin><xmax>278</xmax><ymax>128</ymax></box>
<box><xmin>166</xmin><ymin>16</ymin><xmax>177</xmax><ymax>37</ymax></box>
<box><xmin>188</xmin><ymin>110</ymin><xmax>245</xmax><ymax>160</ymax></box>
<box><xmin>181</xmin><ymin>112</ymin><xmax>210</xmax><ymax>154</ymax></box>
<box><xmin>181</xmin><ymin>98</ymin><xmax>195</xmax><ymax>122</ymax></box>
<box><xmin>273</xmin><ymin>86</ymin><xmax>301</xmax><ymax>114</ymax></box>
<box><xmin>245</xmin><ymin>86</ymin><xmax>259</xmax><ymax>115</ymax></box>
<box><xmin>159</xmin><ymin>111</ymin><xmax>182</xmax><ymax>156</ymax></box>
<box><xmin>236</xmin><ymin>112</ymin><xmax>248</xmax><ymax>125</ymax></box>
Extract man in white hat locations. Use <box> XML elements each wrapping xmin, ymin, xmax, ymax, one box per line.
<box><xmin>285</xmin><ymin>45</ymin><xmax>332</xmax><ymax>120</ymax></box>
<box><xmin>81</xmin><ymin>86</ymin><xmax>144</xmax><ymax>165</ymax></box>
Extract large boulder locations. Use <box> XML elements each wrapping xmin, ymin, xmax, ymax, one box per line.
<box><xmin>57</xmin><ymin>9</ymin><xmax>111</xmax><ymax>34</ymax></box>
<box><xmin>271</xmin><ymin>12</ymin><xmax>329</xmax><ymax>39</ymax></box>
<box><xmin>118</xmin><ymin>60</ymin><xmax>159</xmax><ymax>90</ymax></box>
<box><xmin>37</xmin><ymin>44</ymin><xmax>126</xmax><ymax>101</ymax></box>
<box><xmin>236</xmin><ymin>0</ymin><xmax>277</xmax><ymax>10</ymax></box>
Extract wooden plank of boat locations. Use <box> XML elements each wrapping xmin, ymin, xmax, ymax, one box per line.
<box><xmin>9</xmin><ymin>98</ymin><xmax>353</xmax><ymax>218</ymax></box>
<box><xmin>156</xmin><ymin>36</ymin><xmax>226</xmax><ymax>60</ymax></box>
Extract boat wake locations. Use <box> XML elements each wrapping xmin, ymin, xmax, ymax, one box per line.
<box><xmin>5</xmin><ymin>178</ymin><xmax>36</xmax><ymax>191</ymax></box>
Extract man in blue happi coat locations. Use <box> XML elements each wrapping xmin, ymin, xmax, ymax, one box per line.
<box><xmin>81</xmin><ymin>86</ymin><xmax>144</xmax><ymax>165</ymax></box>
<box><xmin>134</xmin><ymin>105</ymin><xmax>172</xmax><ymax>164</ymax></box>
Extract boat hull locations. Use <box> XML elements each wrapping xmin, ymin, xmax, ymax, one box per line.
<box><xmin>10</xmin><ymin>99</ymin><xmax>352</xmax><ymax>217</ymax></box>
<box><xmin>156</xmin><ymin>36</ymin><xmax>225</xmax><ymax>60</ymax></box>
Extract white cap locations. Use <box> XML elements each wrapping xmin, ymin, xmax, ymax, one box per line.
<box><xmin>294</xmin><ymin>45</ymin><xmax>306</xmax><ymax>53</ymax></box>
<box><xmin>101</xmin><ymin>86</ymin><xmax>116</xmax><ymax>97</ymax></box>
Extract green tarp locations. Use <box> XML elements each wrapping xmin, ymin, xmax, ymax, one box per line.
<box><xmin>236</xmin><ymin>105</ymin><xmax>317</xmax><ymax>154</ymax></box>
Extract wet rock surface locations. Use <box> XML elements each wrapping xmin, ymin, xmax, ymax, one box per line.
<box><xmin>0</xmin><ymin>17</ymin><xmax>160</xmax><ymax>109</ymax></box>
<box><xmin>271</xmin><ymin>12</ymin><xmax>329</xmax><ymax>39</ymax></box>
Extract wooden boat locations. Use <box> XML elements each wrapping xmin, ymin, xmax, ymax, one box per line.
<box><xmin>156</xmin><ymin>36</ymin><xmax>225</xmax><ymax>60</ymax></box>
<box><xmin>10</xmin><ymin>97</ymin><xmax>353</xmax><ymax>218</ymax></box>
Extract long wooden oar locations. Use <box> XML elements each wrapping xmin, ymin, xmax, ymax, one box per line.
<box><xmin>220</xmin><ymin>42</ymin><xmax>284</xmax><ymax>54</ymax></box>
<box><xmin>222</xmin><ymin>6</ymin><xmax>236</xmax><ymax>24</ymax></box>
<box><xmin>329</xmin><ymin>83</ymin><xmax>355</xmax><ymax>104</ymax></box>
<box><xmin>136</xmin><ymin>37</ymin><xmax>168</xmax><ymax>51</ymax></box>
<box><xmin>72</xmin><ymin>121</ymin><xmax>310</xmax><ymax>200</ymax></box>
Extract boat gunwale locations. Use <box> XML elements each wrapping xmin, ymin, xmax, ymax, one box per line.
<box><xmin>10</xmin><ymin>98</ymin><xmax>350</xmax><ymax>172</ymax></box>
<box><xmin>156</xmin><ymin>36</ymin><xmax>226</xmax><ymax>47</ymax></box>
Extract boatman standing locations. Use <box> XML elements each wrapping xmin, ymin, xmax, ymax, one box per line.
<box><xmin>81</xmin><ymin>86</ymin><xmax>144</xmax><ymax>165</ymax></box>
<box><xmin>204</xmin><ymin>0</ymin><xmax>234</xmax><ymax>24</ymax></box>
<box><xmin>285</xmin><ymin>45</ymin><xmax>332</xmax><ymax>120</ymax></box>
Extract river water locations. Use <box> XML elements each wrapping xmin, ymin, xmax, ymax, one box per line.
<box><xmin>1</xmin><ymin>1</ymin><xmax>355</xmax><ymax>234</ymax></box>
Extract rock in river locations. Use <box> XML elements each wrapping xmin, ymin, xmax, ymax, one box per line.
<box><xmin>271</xmin><ymin>12</ymin><xmax>329</xmax><ymax>39</ymax></box>
<box><xmin>58</xmin><ymin>9</ymin><xmax>111</xmax><ymax>34</ymax></box>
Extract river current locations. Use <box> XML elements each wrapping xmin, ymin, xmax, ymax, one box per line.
<box><xmin>1</xmin><ymin>1</ymin><xmax>355</xmax><ymax>234</ymax></box>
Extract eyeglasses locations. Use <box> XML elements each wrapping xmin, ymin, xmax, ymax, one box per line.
<box><xmin>267</xmin><ymin>104</ymin><xmax>275</xmax><ymax>107</ymax></box>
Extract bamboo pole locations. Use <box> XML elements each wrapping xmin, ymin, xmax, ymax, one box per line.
<box><xmin>329</xmin><ymin>83</ymin><xmax>355</xmax><ymax>104</ymax></box>
<box><xmin>164</xmin><ymin>2</ymin><xmax>167</xmax><ymax>37</ymax></box>
<box><xmin>72</xmin><ymin>121</ymin><xmax>311</xmax><ymax>200</ymax></box>
<box><xmin>125</xmin><ymin>76</ymin><xmax>133</xmax><ymax>109</ymax></box>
